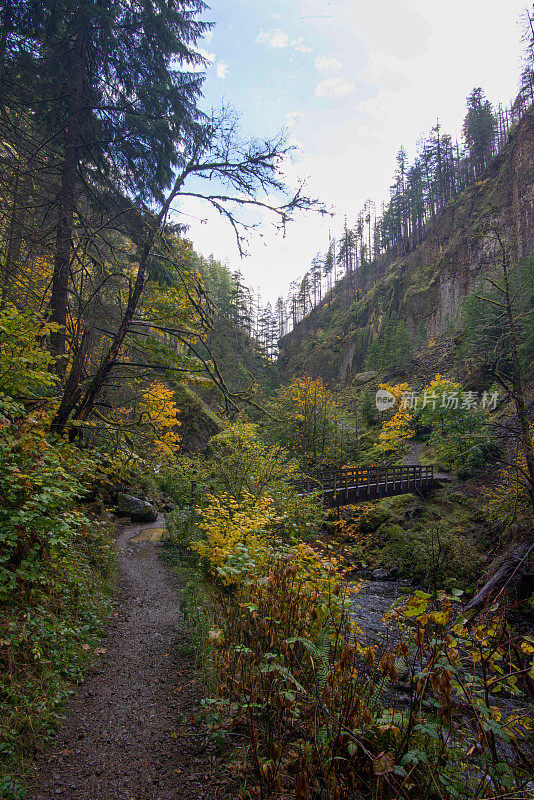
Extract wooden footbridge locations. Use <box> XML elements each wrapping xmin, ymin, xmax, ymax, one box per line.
<box><xmin>301</xmin><ymin>465</ymin><xmax>435</xmax><ymax>508</ymax></box>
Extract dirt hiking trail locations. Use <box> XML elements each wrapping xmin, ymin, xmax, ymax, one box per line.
<box><xmin>28</xmin><ymin>515</ymin><xmax>234</xmax><ymax>800</ymax></box>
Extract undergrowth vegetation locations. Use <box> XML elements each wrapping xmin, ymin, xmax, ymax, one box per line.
<box><xmin>0</xmin><ymin>307</ymin><xmax>177</xmax><ymax>797</ymax></box>
<box><xmin>371</xmin><ymin>375</ymin><xmax>496</xmax><ymax>477</ymax></box>
<box><xmin>0</xmin><ymin>397</ymin><xmax>116</xmax><ymax>797</ymax></box>
<box><xmin>164</xmin><ymin>419</ymin><xmax>534</xmax><ymax>800</ymax></box>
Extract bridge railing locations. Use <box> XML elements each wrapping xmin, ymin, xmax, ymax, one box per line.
<box><xmin>296</xmin><ymin>465</ymin><xmax>434</xmax><ymax>505</ymax></box>
<box><xmin>324</xmin><ymin>464</ymin><xmax>433</xmax><ymax>490</ymax></box>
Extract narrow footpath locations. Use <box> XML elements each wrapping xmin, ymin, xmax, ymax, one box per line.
<box><xmin>28</xmin><ymin>515</ymin><xmax>233</xmax><ymax>800</ymax></box>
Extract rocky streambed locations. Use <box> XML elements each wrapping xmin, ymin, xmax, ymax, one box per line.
<box><xmin>350</xmin><ymin>576</ymin><xmax>412</xmax><ymax>644</ymax></box>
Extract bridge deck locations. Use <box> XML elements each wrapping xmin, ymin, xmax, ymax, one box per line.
<box><xmin>301</xmin><ymin>465</ymin><xmax>434</xmax><ymax>507</ymax></box>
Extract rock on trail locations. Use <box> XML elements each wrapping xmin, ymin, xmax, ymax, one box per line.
<box><xmin>28</xmin><ymin>515</ymin><xmax>233</xmax><ymax>800</ymax></box>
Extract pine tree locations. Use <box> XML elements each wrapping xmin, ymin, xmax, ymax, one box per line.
<box><xmin>463</xmin><ymin>88</ymin><xmax>497</xmax><ymax>179</ymax></box>
<box><xmin>337</xmin><ymin>220</ymin><xmax>355</xmax><ymax>277</ymax></box>
<box><xmin>275</xmin><ymin>296</ymin><xmax>286</xmax><ymax>339</ymax></box>
<box><xmin>4</xmin><ymin>0</ymin><xmax>210</xmax><ymax>366</ymax></box>
<box><xmin>311</xmin><ymin>255</ymin><xmax>323</xmax><ymax>305</ymax></box>
<box><xmin>323</xmin><ymin>241</ymin><xmax>335</xmax><ymax>293</ymax></box>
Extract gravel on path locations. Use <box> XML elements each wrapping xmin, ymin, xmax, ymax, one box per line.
<box><xmin>27</xmin><ymin>515</ymin><xmax>235</xmax><ymax>800</ymax></box>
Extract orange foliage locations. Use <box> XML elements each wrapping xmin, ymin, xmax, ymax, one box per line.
<box><xmin>137</xmin><ymin>380</ymin><xmax>181</xmax><ymax>455</ymax></box>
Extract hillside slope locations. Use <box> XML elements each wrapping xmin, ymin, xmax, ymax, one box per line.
<box><xmin>279</xmin><ymin>105</ymin><xmax>534</xmax><ymax>384</ymax></box>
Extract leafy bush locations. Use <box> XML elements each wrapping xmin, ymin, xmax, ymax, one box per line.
<box><xmin>206</xmin><ymin>422</ymin><xmax>299</xmax><ymax>501</ymax></box>
<box><xmin>192</xmin><ymin>562</ymin><xmax>533</xmax><ymax>799</ymax></box>
<box><xmin>264</xmin><ymin>376</ymin><xmax>347</xmax><ymax>470</ymax></box>
<box><xmin>385</xmin><ymin>521</ymin><xmax>482</xmax><ymax>590</ymax></box>
<box><xmin>0</xmin><ymin>307</ymin><xmax>59</xmax><ymax>396</ymax></box>
<box><xmin>191</xmin><ymin>491</ymin><xmax>275</xmax><ymax>583</ymax></box>
<box><xmin>0</xmin><ymin>397</ymin><xmax>116</xmax><ymax>794</ymax></box>
<box><xmin>414</xmin><ymin>375</ymin><xmax>495</xmax><ymax>475</ymax></box>
<box><xmin>159</xmin><ymin>453</ymin><xmax>214</xmax><ymax>505</ymax></box>
<box><xmin>374</xmin><ymin>382</ymin><xmax>415</xmax><ymax>458</ymax></box>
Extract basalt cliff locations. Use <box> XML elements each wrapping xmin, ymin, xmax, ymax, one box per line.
<box><xmin>279</xmin><ymin>106</ymin><xmax>534</xmax><ymax>384</ymax></box>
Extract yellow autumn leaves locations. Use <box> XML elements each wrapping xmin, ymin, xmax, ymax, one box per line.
<box><xmin>375</xmin><ymin>381</ymin><xmax>414</xmax><ymax>455</ymax></box>
<box><xmin>192</xmin><ymin>491</ymin><xmax>274</xmax><ymax>581</ymax></box>
<box><xmin>137</xmin><ymin>380</ymin><xmax>182</xmax><ymax>456</ymax></box>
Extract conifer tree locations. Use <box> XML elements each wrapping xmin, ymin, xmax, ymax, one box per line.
<box><xmin>463</xmin><ymin>88</ymin><xmax>497</xmax><ymax>179</ymax></box>
<box><xmin>3</xmin><ymin>0</ymin><xmax>210</xmax><ymax>367</ymax></box>
<box><xmin>337</xmin><ymin>219</ymin><xmax>355</xmax><ymax>276</ymax></box>
<box><xmin>323</xmin><ymin>241</ymin><xmax>335</xmax><ymax>292</ymax></box>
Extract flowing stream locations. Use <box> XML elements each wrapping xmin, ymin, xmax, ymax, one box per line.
<box><xmin>350</xmin><ymin>578</ymin><xmax>411</xmax><ymax>643</ymax></box>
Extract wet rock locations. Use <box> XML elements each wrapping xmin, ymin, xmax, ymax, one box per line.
<box><xmin>116</xmin><ymin>493</ymin><xmax>157</xmax><ymax>523</ymax></box>
<box><xmin>370</xmin><ymin>569</ymin><xmax>388</xmax><ymax>580</ymax></box>
<box><xmin>351</xmin><ymin>579</ymin><xmax>409</xmax><ymax>644</ymax></box>
<box><xmin>371</xmin><ymin>568</ymin><xmax>392</xmax><ymax>580</ymax></box>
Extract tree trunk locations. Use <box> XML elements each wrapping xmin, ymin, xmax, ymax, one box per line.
<box><xmin>50</xmin><ymin>329</ymin><xmax>92</xmax><ymax>435</ymax></box>
<box><xmin>71</xmin><ymin>232</ymin><xmax>155</xmax><ymax>426</ymax></box>
<box><xmin>465</xmin><ymin>542</ymin><xmax>534</xmax><ymax>617</ymax></box>
<box><xmin>49</xmin><ymin>29</ymin><xmax>86</xmax><ymax>372</ymax></box>
<box><xmin>56</xmin><ymin>171</ymin><xmax>186</xmax><ymax>433</ymax></box>
<box><xmin>1</xmin><ymin>154</ymin><xmax>24</xmax><ymax>308</ymax></box>
<box><xmin>0</xmin><ymin>0</ymin><xmax>11</xmax><ymax>75</ymax></box>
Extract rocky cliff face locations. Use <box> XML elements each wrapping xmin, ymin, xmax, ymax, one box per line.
<box><xmin>279</xmin><ymin>106</ymin><xmax>534</xmax><ymax>384</ymax></box>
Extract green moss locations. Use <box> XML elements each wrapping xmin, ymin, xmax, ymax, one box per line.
<box><xmin>383</xmin><ymin>521</ymin><xmax>482</xmax><ymax>589</ymax></box>
<box><xmin>359</xmin><ymin>506</ymin><xmax>391</xmax><ymax>533</ymax></box>
<box><xmin>378</xmin><ymin>493</ymin><xmax>418</xmax><ymax>513</ymax></box>
<box><xmin>375</xmin><ymin>521</ymin><xmax>404</xmax><ymax>543</ymax></box>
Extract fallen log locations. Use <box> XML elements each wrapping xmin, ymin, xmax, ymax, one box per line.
<box><xmin>465</xmin><ymin>540</ymin><xmax>534</xmax><ymax>618</ymax></box>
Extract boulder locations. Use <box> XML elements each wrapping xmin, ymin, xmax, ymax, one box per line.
<box><xmin>378</xmin><ymin>493</ymin><xmax>419</xmax><ymax>516</ymax></box>
<box><xmin>370</xmin><ymin>568</ymin><xmax>390</xmax><ymax>581</ymax></box>
<box><xmin>370</xmin><ymin>567</ymin><xmax>399</xmax><ymax>581</ymax></box>
<box><xmin>116</xmin><ymin>493</ymin><xmax>158</xmax><ymax>523</ymax></box>
<box><xmin>359</xmin><ymin>506</ymin><xmax>390</xmax><ymax>533</ymax></box>
<box><xmin>376</xmin><ymin>522</ymin><xmax>404</xmax><ymax>544</ymax></box>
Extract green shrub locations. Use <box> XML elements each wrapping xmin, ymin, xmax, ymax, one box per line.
<box><xmin>158</xmin><ymin>454</ymin><xmax>213</xmax><ymax>505</ymax></box>
<box><xmin>164</xmin><ymin>508</ymin><xmax>201</xmax><ymax>564</ymax></box>
<box><xmin>385</xmin><ymin>522</ymin><xmax>482</xmax><ymax>589</ymax></box>
<box><xmin>0</xmin><ymin>519</ymin><xmax>114</xmax><ymax>796</ymax></box>
<box><xmin>0</xmin><ymin>398</ymin><xmax>116</xmax><ymax>794</ymax></box>
<box><xmin>359</xmin><ymin>506</ymin><xmax>391</xmax><ymax>533</ymax></box>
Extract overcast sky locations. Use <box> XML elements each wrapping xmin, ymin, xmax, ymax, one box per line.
<box><xmin>175</xmin><ymin>0</ymin><xmax>528</xmax><ymax>304</ymax></box>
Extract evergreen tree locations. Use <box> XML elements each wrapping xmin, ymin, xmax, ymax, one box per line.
<box><xmin>337</xmin><ymin>219</ymin><xmax>355</xmax><ymax>276</ymax></box>
<box><xmin>463</xmin><ymin>88</ymin><xmax>497</xmax><ymax>178</ymax></box>
<box><xmin>275</xmin><ymin>296</ymin><xmax>286</xmax><ymax>339</ymax></box>
<box><xmin>310</xmin><ymin>255</ymin><xmax>324</xmax><ymax>305</ymax></box>
<box><xmin>3</xmin><ymin>0</ymin><xmax>210</xmax><ymax>365</ymax></box>
<box><xmin>323</xmin><ymin>241</ymin><xmax>335</xmax><ymax>292</ymax></box>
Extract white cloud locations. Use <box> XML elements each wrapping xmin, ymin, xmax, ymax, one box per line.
<box><xmin>256</xmin><ymin>29</ymin><xmax>289</xmax><ymax>48</ymax></box>
<box><xmin>257</xmin><ymin>30</ymin><xmax>312</xmax><ymax>53</ymax></box>
<box><xmin>315</xmin><ymin>54</ymin><xmax>342</xmax><ymax>74</ymax></box>
<box><xmin>185</xmin><ymin>0</ymin><xmax>528</xmax><ymax>304</ymax></box>
<box><xmin>270</xmin><ymin>30</ymin><xmax>289</xmax><ymax>48</ymax></box>
<box><xmin>314</xmin><ymin>77</ymin><xmax>355</xmax><ymax>98</ymax></box>
<box><xmin>216</xmin><ymin>61</ymin><xmax>229</xmax><ymax>79</ymax></box>
<box><xmin>285</xmin><ymin>110</ymin><xmax>306</xmax><ymax>128</ymax></box>
<box><xmin>291</xmin><ymin>37</ymin><xmax>312</xmax><ymax>54</ymax></box>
